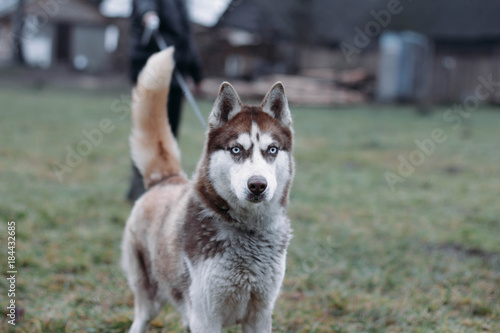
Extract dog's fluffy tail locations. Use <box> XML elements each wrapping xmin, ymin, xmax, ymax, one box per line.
<box><xmin>130</xmin><ymin>47</ymin><xmax>182</xmax><ymax>189</ymax></box>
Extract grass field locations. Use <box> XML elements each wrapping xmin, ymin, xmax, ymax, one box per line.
<box><xmin>0</xmin><ymin>85</ymin><xmax>499</xmax><ymax>332</ymax></box>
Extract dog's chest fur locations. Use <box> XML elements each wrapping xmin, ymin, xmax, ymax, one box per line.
<box><xmin>181</xmin><ymin>197</ymin><xmax>291</xmax><ymax>322</ymax></box>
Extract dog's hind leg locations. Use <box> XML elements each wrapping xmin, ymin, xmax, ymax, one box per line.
<box><xmin>128</xmin><ymin>251</ymin><xmax>167</xmax><ymax>333</ymax></box>
<box><xmin>129</xmin><ymin>290</ymin><xmax>164</xmax><ymax>333</ymax></box>
<box><xmin>123</xmin><ymin>232</ymin><xmax>166</xmax><ymax>333</ymax></box>
<box><xmin>174</xmin><ymin>302</ymin><xmax>191</xmax><ymax>333</ymax></box>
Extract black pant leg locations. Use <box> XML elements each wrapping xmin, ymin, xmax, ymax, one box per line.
<box><xmin>126</xmin><ymin>165</ymin><xmax>145</xmax><ymax>202</ymax></box>
<box><xmin>167</xmin><ymin>86</ymin><xmax>184</xmax><ymax>138</ymax></box>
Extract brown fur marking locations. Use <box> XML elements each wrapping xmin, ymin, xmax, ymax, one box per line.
<box><xmin>270</xmin><ymin>98</ymin><xmax>283</xmax><ymax>120</ymax></box>
<box><xmin>157</xmin><ymin>140</ymin><xmax>169</xmax><ymax>160</ymax></box>
<box><xmin>182</xmin><ymin>198</ymin><xmax>227</xmax><ymax>261</ymax></box>
<box><xmin>171</xmin><ymin>287</ymin><xmax>183</xmax><ymax>302</ymax></box>
<box><xmin>195</xmin><ymin>172</ymin><xmax>232</xmax><ymax>222</ymax></box>
<box><xmin>135</xmin><ymin>245</ymin><xmax>158</xmax><ymax>299</ymax></box>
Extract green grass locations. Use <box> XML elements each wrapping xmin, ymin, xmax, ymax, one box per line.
<box><xmin>0</xmin><ymin>86</ymin><xmax>499</xmax><ymax>332</ymax></box>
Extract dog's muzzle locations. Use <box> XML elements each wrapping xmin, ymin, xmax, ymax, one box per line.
<box><xmin>247</xmin><ymin>176</ymin><xmax>267</xmax><ymax>202</ymax></box>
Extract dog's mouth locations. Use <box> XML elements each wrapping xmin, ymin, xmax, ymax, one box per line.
<box><xmin>246</xmin><ymin>193</ymin><xmax>266</xmax><ymax>203</ymax></box>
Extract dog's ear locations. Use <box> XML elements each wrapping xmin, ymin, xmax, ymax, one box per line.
<box><xmin>209</xmin><ymin>82</ymin><xmax>243</xmax><ymax>129</ymax></box>
<box><xmin>261</xmin><ymin>82</ymin><xmax>292</xmax><ymax>127</ymax></box>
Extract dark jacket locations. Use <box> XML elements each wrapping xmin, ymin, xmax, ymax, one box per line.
<box><xmin>130</xmin><ymin>0</ymin><xmax>202</xmax><ymax>85</ymax></box>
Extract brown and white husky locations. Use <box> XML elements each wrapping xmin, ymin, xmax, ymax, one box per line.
<box><xmin>121</xmin><ymin>47</ymin><xmax>295</xmax><ymax>333</ymax></box>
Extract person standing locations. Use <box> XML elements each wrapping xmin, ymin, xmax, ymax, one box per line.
<box><xmin>127</xmin><ymin>0</ymin><xmax>203</xmax><ymax>202</ymax></box>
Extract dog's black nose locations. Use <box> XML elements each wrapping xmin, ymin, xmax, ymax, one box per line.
<box><xmin>248</xmin><ymin>176</ymin><xmax>267</xmax><ymax>195</ymax></box>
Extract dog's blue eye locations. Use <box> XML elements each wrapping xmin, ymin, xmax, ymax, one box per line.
<box><xmin>269</xmin><ymin>146</ymin><xmax>278</xmax><ymax>154</ymax></box>
<box><xmin>231</xmin><ymin>147</ymin><xmax>241</xmax><ymax>154</ymax></box>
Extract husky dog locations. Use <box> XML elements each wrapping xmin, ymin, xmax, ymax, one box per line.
<box><xmin>121</xmin><ymin>47</ymin><xmax>294</xmax><ymax>333</ymax></box>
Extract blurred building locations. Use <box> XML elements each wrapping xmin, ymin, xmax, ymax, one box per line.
<box><xmin>2</xmin><ymin>0</ymin><xmax>500</xmax><ymax>104</ymax></box>
<box><xmin>193</xmin><ymin>0</ymin><xmax>500</xmax><ymax>104</ymax></box>
<box><xmin>0</xmin><ymin>0</ymin><xmax>128</xmax><ymax>73</ymax></box>
<box><xmin>195</xmin><ymin>0</ymin><xmax>380</xmax><ymax>78</ymax></box>
<box><xmin>389</xmin><ymin>0</ymin><xmax>500</xmax><ymax>104</ymax></box>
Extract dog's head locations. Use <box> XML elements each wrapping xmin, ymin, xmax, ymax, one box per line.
<box><xmin>199</xmin><ymin>82</ymin><xmax>294</xmax><ymax>213</ymax></box>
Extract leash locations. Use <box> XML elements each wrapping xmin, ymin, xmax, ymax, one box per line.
<box><xmin>141</xmin><ymin>24</ymin><xmax>207</xmax><ymax>129</ymax></box>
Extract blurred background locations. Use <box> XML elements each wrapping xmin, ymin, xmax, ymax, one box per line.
<box><xmin>1</xmin><ymin>1</ymin><xmax>499</xmax><ymax>332</ymax></box>
<box><xmin>2</xmin><ymin>0</ymin><xmax>500</xmax><ymax>105</ymax></box>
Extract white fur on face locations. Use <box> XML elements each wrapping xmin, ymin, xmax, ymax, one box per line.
<box><xmin>208</xmin><ymin>122</ymin><xmax>291</xmax><ymax>208</ymax></box>
<box><xmin>237</xmin><ymin>132</ymin><xmax>252</xmax><ymax>150</ymax></box>
<box><xmin>231</xmin><ymin>143</ymin><xmax>278</xmax><ymax>202</ymax></box>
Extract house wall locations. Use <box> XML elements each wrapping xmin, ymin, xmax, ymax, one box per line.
<box><xmin>298</xmin><ymin>46</ymin><xmax>379</xmax><ymax>73</ymax></box>
<box><xmin>108</xmin><ymin>18</ymin><xmax>130</xmax><ymax>73</ymax></box>
<box><xmin>13</xmin><ymin>0</ymin><xmax>120</xmax><ymax>73</ymax></box>
<box><xmin>0</xmin><ymin>21</ymin><xmax>13</xmax><ymax>64</ymax></box>
<box><xmin>431</xmin><ymin>43</ymin><xmax>500</xmax><ymax>103</ymax></box>
<box><xmin>194</xmin><ymin>34</ymin><xmax>277</xmax><ymax>79</ymax></box>
<box><xmin>71</xmin><ymin>25</ymin><xmax>108</xmax><ymax>73</ymax></box>
<box><xmin>23</xmin><ymin>23</ymin><xmax>54</xmax><ymax>68</ymax></box>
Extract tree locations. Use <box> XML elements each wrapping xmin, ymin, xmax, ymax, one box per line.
<box><xmin>13</xmin><ymin>0</ymin><xmax>25</xmax><ymax>64</ymax></box>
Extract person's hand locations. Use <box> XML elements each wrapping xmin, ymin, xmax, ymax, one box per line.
<box><xmin>143</xmin><ymin>11</ymin><xmax>160</xmax><ymax>31</ymax></box>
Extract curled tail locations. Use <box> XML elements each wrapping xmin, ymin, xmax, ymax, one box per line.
<box><xmin>130</xmin><ymin>47</ymin><xmax>183</xmax><ymax>189</ymax></box>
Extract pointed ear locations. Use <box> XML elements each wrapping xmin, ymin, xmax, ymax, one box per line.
<box><xmin>261</xmin><ymin>82</ymin><xmax>292</xmax><ymax>127</ymax></box>
<box><xmin>208</xmin><ymin>82</ymin><xmax>243</xmax><ymax>129</ymax></box>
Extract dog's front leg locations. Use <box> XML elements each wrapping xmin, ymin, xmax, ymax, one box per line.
<box><xmin>188</xmin><ymin>302</ymin><xmax>223</xmax><ymax>333</ymax></box>
<box><xmin>241</xmin><ymin>293</ymin><xmax>277</xmax><ymax>333</ymax></box>
<box><xmin>187</xmin><ymin>286</ymin><xmax>223</xmax><ymax>333</ymax></box>
<box><xmin>189</xmin><ymin>315</ymin><xmax>222</xmax><ymax>333</ymax></box>
<box><xmin>241</xmin><ymin>307</ymin><xmax>273</xmax><ymax>333</ymax></box>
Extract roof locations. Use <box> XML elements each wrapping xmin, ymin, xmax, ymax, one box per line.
<box><xmin>217</xmin><ymin>0</ymin><xmax>402</xmax><ymax>45</ymax></box>
<box><xmin>217</xmin><ymin>0</ymin><xmax>500</xmax><ymax>45</ymax></box>
<box><xmin>389</xmin><ymin>0</ymin><xmax>500</xmax><ymax>41</ymax></box>
<box><xmin>0</xmin><ymin>0</ymin><xmax>109</xmax><ymax>24</ymax></box>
